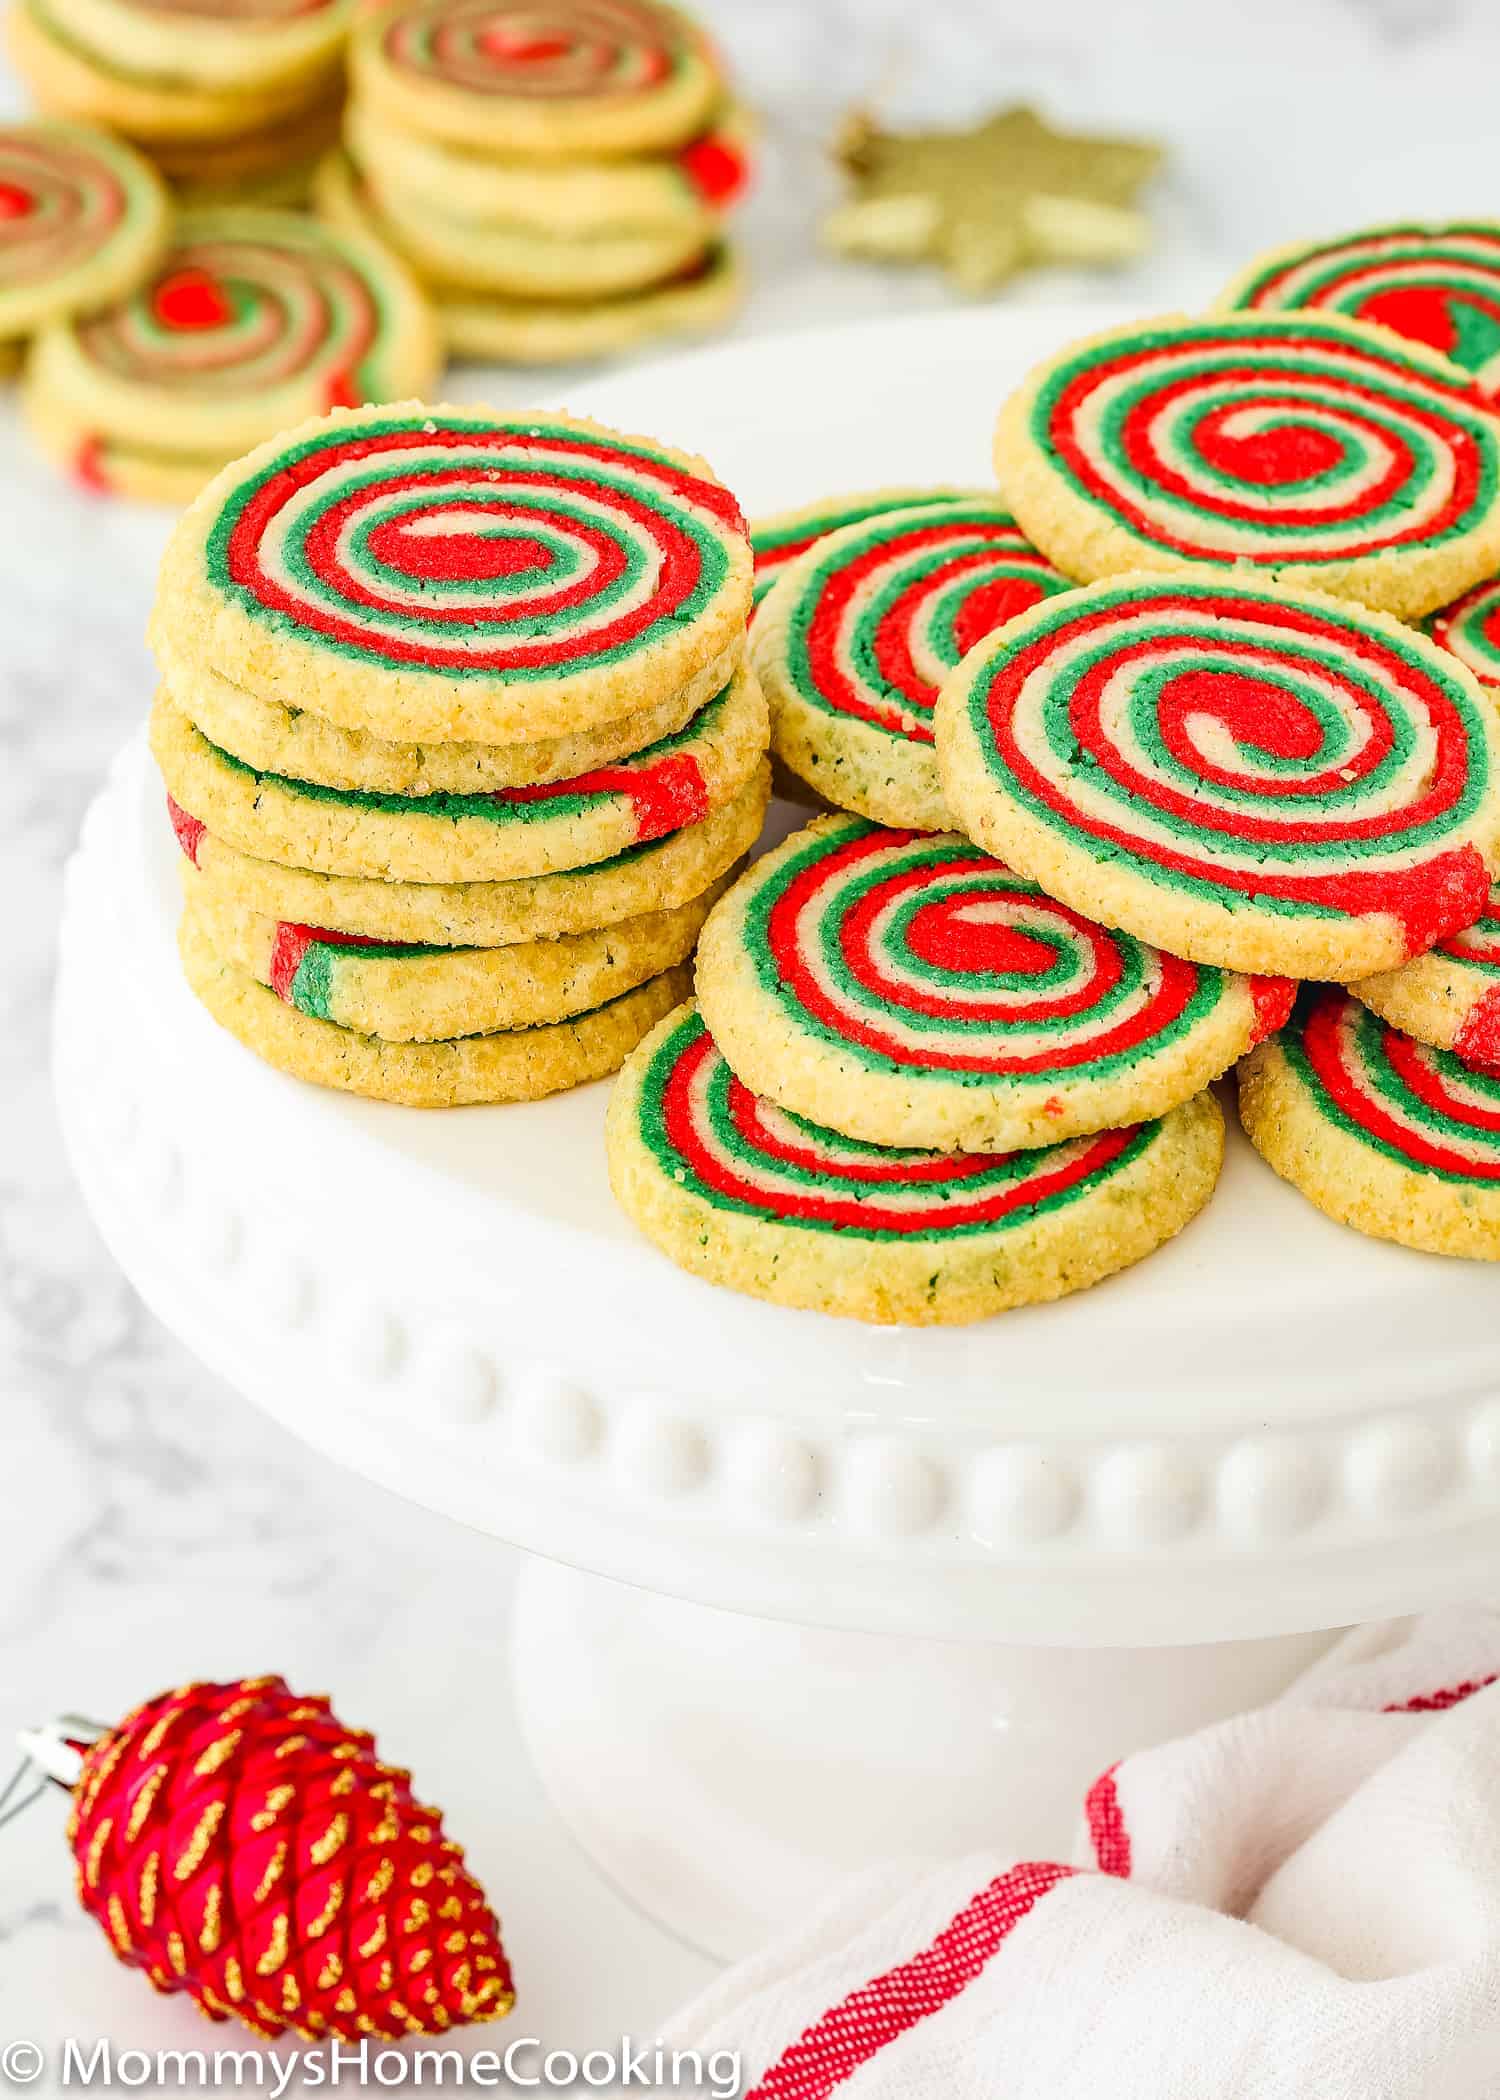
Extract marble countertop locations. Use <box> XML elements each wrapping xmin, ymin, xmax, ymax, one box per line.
<box><xmin>6</xmin><ymin>0</ymin><xmax>1500</xmax><ymax>2058</ymax></box>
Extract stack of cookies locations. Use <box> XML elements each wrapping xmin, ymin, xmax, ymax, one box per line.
<box><xmin>316</xmin><ymin>0</ymin><xmax>748</xmax><ymax>366</ymax></box>
<box><xmin>610</xmin><ymin>266</ymin><xmax>1500</xmax><ymax>1321</ymax></box>
<box><xmin>147</xmin><ymin>399</ymin><xmax>770</xmax><ymax>1108</ymax></box>
<box><xmin>607</xmin><ymin>814</ymin><xmax>1237</xmax><ymax>1326</ymax></box>
<box><xmin>20</xmin><ymin>204</ymin><xmax>442</xmax><ymax>500</ymax></box>
<box><xmin>6</xmin><ymin>0</ymin><xmax>352</xmax><ymax>207</ymax></box>
<box><xmin>0</xmin><ymin>117</ymin><xmax>169</xmax><ymax>374</ymax></box>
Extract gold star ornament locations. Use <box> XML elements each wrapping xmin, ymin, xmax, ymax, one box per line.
<box><xmin>824</xmin><ymin>104</ymin><xmax>1165</xmax><ymax>294</ymax></box>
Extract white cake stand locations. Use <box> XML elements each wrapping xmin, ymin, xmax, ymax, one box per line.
<box><xmin>54</xmin><ymin>308</ymin><xmax>1500</xmax><ymax>1962</ymax></box>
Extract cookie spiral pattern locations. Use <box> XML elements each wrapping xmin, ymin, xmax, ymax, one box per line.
<box><xmin>1427</xmin><ymin>576</ymin><xmax>1500</xmax><ymax>691</ymax></box>
<box><xmin>201</xmin><ymin>409</ymin><xmax>745</xmax><ymax>682</ymax></box>
<box><xmin>637</xmin><ymin>1004</ymin><xmax>1157</xmax><ymax>1238</ymax></box>
<box><xmin>0</xmin><ymin>127</ymin><xmax>126</xmax><ymax>286</ymax></box>
<box><xmin>776</xmin><ymin>500</ymin><xmax>1072</xmax><ymax>746</ymax></box>
<box><xmin>1222</xmin><ymin>224</ymin><xmax>1500</xmax><ymax>400</ymax></box>
<box><xmin>76</xmin><ymin>223</ymin><xmax>396</xmax><ymax>398</ymax></box>
<box><xmin>1446</xmin><ymin>885</ymin><xmax>1500</xmax><ymax>978</ymax></box>
<box><xmin>750</xmin><ymin>486</ymin><xmax>969</xmax><ymax>612</ymax></box>
<box><xmin>379</xmin><ymin>0</ymin><xmax>689</xmax><ymax>100</ymax></box>
<box><xmin>0</xmin><ymin>125</ymin><xmax>165</xmax><ymax>334</ymax></box>
<box><xmin>1281</xmin><ymin>987</ymin><xmax>1500</xmax><ymax>1182</ymax></box>
<box><xmin>939</xmin><ymin>577</ymin><xmax>1500</xmax><ymax>975</ymax></box>
<box><xmin>744</xmin><ymin>821</ymin><xmax>1288</xmax><ymax>1076</ymax></box>
<box><xmin>999</xmin><ymin>313</ymin><xmax>1500</xmax><ymax>597</ymax></box>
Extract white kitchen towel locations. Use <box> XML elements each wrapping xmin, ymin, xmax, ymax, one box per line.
<box><xmin>667</xmin><ymin>1610</ymin><xmax>1500</xmax><ymax>2100</ymax></box>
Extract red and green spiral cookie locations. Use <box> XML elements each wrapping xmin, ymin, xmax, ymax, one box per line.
<box><xmin>183</xmin><ymin>856</ymin><xmax>722</xmax><ymax>1040</ymax></box>
<box><xmin>753</xmin><ymin>496</ymin><xmax>1075</xmax><ymax>830</ymax></box>
<box><xmin>1239</xmin><ymin>985</ymin><xmax>1500</xmax><ymax>1258</ymax></box>
<box><xmin>936</xmin><ymin>574</ymin><xmax>1500</xmax><ymax>979</ymax></box>
<box><xmin>1425</xmin><ymin>573</ymin><xmax>1500</xmax><ymax>696</ymax></box>
<box><xmin>993</xmin><ymin>311</ymin><xmax>1500</xmax><ymax>620</ymax></box>
<box><xmin>150</xmin><ymin>665</ymin><xmax>766</xmax><ymax>882</ymax></box>
<box><xmin>1218</xmin><ymin>223</ymin><xmax>1500</xmax><ymax>404</ymax></box>
<box><xmin>749</xmin><ymin>486</ymin><xmax>972</xmax><ymax>616</ymax></box>
<box><xmin>151</xmin><ymin>403</ymin><xmax>753</xmax><ymax>745</ymax></box>
<box><xmin>606</xmin><ymin>1000</ymin><xmax>1224</xmax><ymax>1325</ymax></box>
<box><xmin>694</xmin><ymin>813</ymin><xmax>1293</xmax><ymax>1152</ymax></box>
<box><xmin>165</xmin><ymin>761</ymin><xmax>769</xmax><ymax>948</ymax></box>
<box><xmin>1353</xmin><ymin>879</ymin><xmax>1500</xmax><ymax>1067</ymax></box>
<box><xmin>353</xmin><ymin>0</ymin><xmax>722</xmax><ymax>157</ymax></box>
<box><xmin>24</xmin><ymin>208</ymin><xmax>441</xmax><ymax>470</ymax></box>
<box><xmin>343</xmin><ymin>97</ymin><xmax>749</xmax><ymax>234</ymax></box>
<box><xmin>181</xmin><ymin>902</ymin><xmax>693</xmax><ymax>1108</ymax></box>
<box><xmin>0</xmin><ymin>121</ymin><xmax>167</xmax><ymax>338</ymax></box>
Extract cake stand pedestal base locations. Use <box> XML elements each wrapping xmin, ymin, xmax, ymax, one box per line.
<box><xmin>511</xmin><ymin>1557</ymin><xmax>1339</xmax><ymax>1960</ymax></box>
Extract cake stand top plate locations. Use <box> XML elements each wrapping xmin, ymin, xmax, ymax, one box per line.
<box><xmin>54</xmin><ymin>306</ymin><xmax>1500</xmax><ymax>1647</ymax></box>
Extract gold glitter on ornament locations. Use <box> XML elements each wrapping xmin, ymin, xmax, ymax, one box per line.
<box><xmin>824</xmin><ymin>104</ymin><xmax>1164</xmax><ymax>293</ymax></box>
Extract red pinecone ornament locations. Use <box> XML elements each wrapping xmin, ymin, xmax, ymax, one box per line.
<box><xmin>67</xmin><ymin>1677</ymin><xmax>514</xmax><ymax>2041</ymax></box>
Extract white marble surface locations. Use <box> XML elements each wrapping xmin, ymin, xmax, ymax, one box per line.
<box><xmin>6</xmin><ymin>0</ymin><xmax>1500</xmax><ymax>2060</ymax></box>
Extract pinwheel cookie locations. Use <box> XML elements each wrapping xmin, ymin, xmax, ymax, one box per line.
<box><xmin>1352</xmin><ymin>881</ymin><xmax>1500</xmax><ymax>1067</ymax></box>
<box><xmin>1426</xmin><ymin>575</ymin><xmax>1500</xmax><ymax>694</ymax></box>
<box><xmin>344</xmin><ymin>95</ymin><xmax>748</xmax><ymax>238</ymax></box>
<box><xmin>331</xmin><ymin>148</ymin><xmax>710</xmax><ymax>300</ymax></box>
<box><xmin>694</xmin><ymin>815</ymin><xmax>1293</xmax><ymax>1152</ymax></box>
<box><xmin>1217</xmin><ymin>222</ymin><xmax>1500</xmax><ymax>403</ymax></box>
<box><xmin>0</xmin><ymin>121</ymin><xmax>167</xmax><ymax>340</ymax></box>
<box><xmin>46</xmin><ymin>0</ymin><xmax>349</xmax><ymax>90</ymax></box>
<box><xmin>431</xmin><ymin>243</ymin><xmax>741</xmax><ymax>363</ymax></box>
<box><xmin>1239</xmin><ymin>986</ymin><xmax>1500</xmax><ymax>1259</ymax></box>
<box><xmin>22</xmin><ymin>208</ymin><xmax>440</xmax><ymax>499</ymax></box>
<box><xmin>936</xmin><ymin>575</ymin><xmax>1500</xmax><ymax>980</ymax></box>
<box><xmin>350</xmin><ymin>0</ymin><xmax>724</xmax><ymax>159</ymax></box>
<box><xmin>183</xmin><ymin>858</ymin><xmax>725</xmax><ymax>1040</ymax></box>
<box><xmin>182</xmin><ymin>903</ymin><xmax>692</xmax><ymax>1108</ymax></box>
<box><xmin>992</xmin><ymin>311</ymin><xmax>1500</xmax><ymax>620</ymax></box>
<box><xmin>149</xmin><ymin>664</ymin><xmax>768</xmax><ymax>881</ymax></box>
<box><xmin>152</xmin><ymin>403</ymin><xmax>751</xmax><ymax>744</ymax></box>
<box><xmin>170</xmin><ymin>649</ymin><xmax>731</xmax><ymax>796</ymax></box>
<box><xmin>750</xmin><ymin>485</ymin><xmax>972</xmax><ymax>614</ymax></box>
<box><xmin>5</xmin><ymin>0</ymin><xmax>343</xmax><ymax>142</ymax></box>
<box><xmin>606</xmin><ymin>1000</ymin><xmax>1224</xmax><ymax>1325</ymax></box>
<box><xmin>753</xmin><ymin>495</ymin><xmax>1074</xmax><ymax>830</ymax></box>
<box><xmin>315</xmin><ymin>148</ymin><xmax>743</xmax><ymax>363</ymax></box>
<box><xmin>167</xmin><ymin>761</ymin><xmax>770</xmax><ymax>947</ymax></box>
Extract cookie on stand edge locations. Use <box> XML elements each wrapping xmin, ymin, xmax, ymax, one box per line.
<box><xmin>1239</xmin><ymin>986</ymin><xmax>1500</xmax><ymax>1259</ymax></box>
<box><xmin>606</xmin><ymin>1001</ymin><xmax>1224</xmax><ymax>1325</ymax></box>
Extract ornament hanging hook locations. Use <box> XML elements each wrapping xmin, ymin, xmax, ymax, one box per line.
<box><xmin>10</xmin><ymin>1712</ymin><xmax>109</xmax><ymax>1801</ymax></box>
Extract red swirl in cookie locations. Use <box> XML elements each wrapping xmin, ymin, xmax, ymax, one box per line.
<box><xmin>778</xmin><ymin>498</ymin><xmax>1073</xmax><ymax>748</ymax></box>
<box><xmin>1223</xmin><ymin>224</ymin><xmax>1500</xmax><ymax>401</ymax></box>
<box><xmin>205</xmin><ymin>409</ymin><xmax>746</xmax><ymax>683</ymax></box>
<box><xmin>75</xmin><ymin>218</ymin><xmax>395</xmax><ymax>400</ymax></box>
<box><xmin>1018</xmin><ymin>313</ymin><xmax>1500</xmax><ymax>568</ymax></box>
<box><xmin>638</xmin><ymin>1004</ymin><xmax>1155</xmax><ymax>1237</ymax></box>
<box><xmin>944</xmin><ymin>577</ymin><xmax>1500</xmax><ymax>965</ymax></box>
<box><xmin>750</xmin><ymin>488</ymin><xmax>969</xmax><ymax>613</ymax></box>
<box><xmin>740</xmin><ymin>817</ymin><xmax>1290</xmax><ymax>1082</ymax></box>
<box><xmin>1426</xmin><ymin>575</ymin><xmax>1500</xmax><ymax>693</ymax></box>
<box><xmin>379</xmin><ymin>0</ymin><xmax>692</xmax><ymax>99</ymax></box>
<box><xmin>1287</xmin><ymin>986</ymin><xmax>1500</xmax><ymax>1180</ymax></box>
<box><xmin>0</xmin><ymin>125</ymin><xmax>146</xmax><ymax>292</ymax></box>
